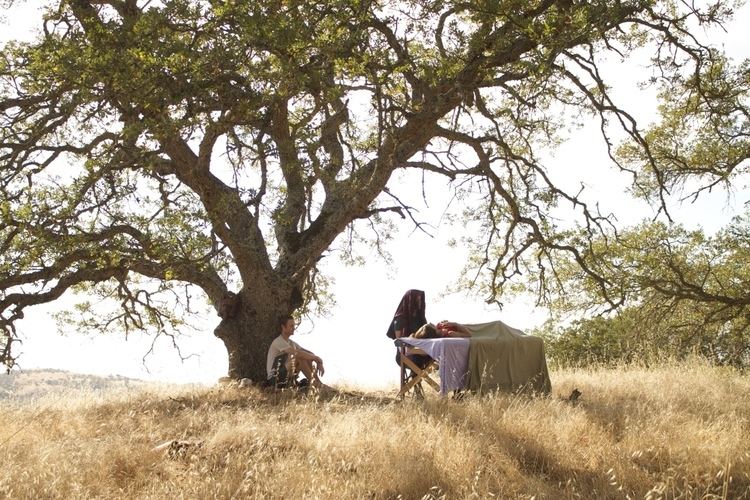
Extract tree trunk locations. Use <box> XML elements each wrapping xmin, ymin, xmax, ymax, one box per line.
<box><xmin>213</xmin><ymin>288</ymin><xmax>298</xmax><ymax>381</ymax></box>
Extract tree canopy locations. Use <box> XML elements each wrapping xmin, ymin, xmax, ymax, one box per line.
<box><xmin>535</xmin><ymin>214</ymin><xmax>750</xmax><ymax>367</ymax></box>
<box><xmin>1</xmin><ymin>0</ymin><xmax>748</xmax><ymax>378</ymax></box>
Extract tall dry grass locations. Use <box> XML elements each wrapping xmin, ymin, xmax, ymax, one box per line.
<box><xmin>1</xmin><ymin>360</ymin><xmax>748</xmax><ymax>499</ymax></box>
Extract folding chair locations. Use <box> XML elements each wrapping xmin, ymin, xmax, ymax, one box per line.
<box><xmin>394</xmin><ymin>338</ymin><xmax>440</xmax><ymax>399</ymax></box>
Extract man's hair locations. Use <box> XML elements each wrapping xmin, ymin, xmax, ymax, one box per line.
<box><xmin>278</xmin><ymin>314</ymin><xmax>294</xmax><ymax>332</ymax></box>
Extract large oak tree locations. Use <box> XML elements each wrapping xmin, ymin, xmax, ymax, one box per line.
<box><xmin>1</xmin><ymin>0</ymin><xmax>747</xmax><ymax>379</ymax></box>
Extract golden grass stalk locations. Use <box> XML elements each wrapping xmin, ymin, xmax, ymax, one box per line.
<box><xmin>1</xmin><ymin>360</ymin><xmax>748</xmax><ymax>499</ymax></box>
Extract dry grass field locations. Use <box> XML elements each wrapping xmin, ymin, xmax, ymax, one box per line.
<box><xmin>1</xmin><ymin>360</ymin><xmax>748</xmax><ymax>499</ymax></box>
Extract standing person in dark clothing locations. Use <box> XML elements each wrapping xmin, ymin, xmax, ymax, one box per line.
<box><xmin>386</xmin><ymin>289</ymin><xmax>433</xmax><ymax>370</ymax></box>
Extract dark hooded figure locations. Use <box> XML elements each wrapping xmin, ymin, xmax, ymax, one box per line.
<box><xmin>386</xmin><ymin>289</ymin><xmax>426</xmax><ymax>339</ymax></box>
<box><xmin>386</xmin><ymin>289</ymin><xmax>432</xmax><ymax>370</ymax></box>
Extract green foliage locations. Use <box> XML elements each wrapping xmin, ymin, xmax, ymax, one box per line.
<box><xmin>618</xmin><ymin>54</ymin><xmax>750</xmax><ymax>202</ymax></box>
<box><xmin>536</xmin><ymin>313</ymin><xmax>641</xmax><ymax>367</ymax></box>
<box><xmin>536</xmin><ymin>212</ymin><xmax>750</xmax><ymax>367</ymax></box>
<box><xmin>0</xmin><ymin>0</ymin><xmax>748</xmax><ymax>375</ymax></box>
<box><xmin>538</xmin><ymin>299</ymin><xmax>750</xmax><ymax>368</ymax></box>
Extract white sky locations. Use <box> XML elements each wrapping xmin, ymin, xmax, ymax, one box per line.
<box><xmin>4</xmin><ymin>2</ymin><xmax>750</xmax><ymax>389</ymax></box>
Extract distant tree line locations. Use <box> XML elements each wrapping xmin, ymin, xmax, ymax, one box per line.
<box><xmin>533</xmin><ymin>214</ymin><xmax>750</xmax><ymax>368</ymax></box>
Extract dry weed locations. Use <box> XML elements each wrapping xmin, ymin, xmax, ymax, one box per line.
<box><xmin>0</xmin><ymin>361</ymin><xmax>748</xmax><ymax>499</ymax></box>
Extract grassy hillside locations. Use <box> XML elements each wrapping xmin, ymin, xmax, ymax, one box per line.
<box><xmin>1</xmin><ymin>361</ymin><xmax>748</xmax><ymax>499</ymax></box>
<box><xmin>0</xmin><ymin>369</ymin><xmax>153</xmax><ymax>402</ymax></box>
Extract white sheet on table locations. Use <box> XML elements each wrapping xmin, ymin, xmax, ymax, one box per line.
<box><xmin>399</xmin><ymin>337</ymin><xmax>470</xmax><ymax>395</ymax></box>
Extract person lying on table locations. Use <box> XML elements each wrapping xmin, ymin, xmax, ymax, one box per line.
<box><xmin>413</xmin><ymin>321</ymin><xmax>471</xmax><ymax>338</ymax></box>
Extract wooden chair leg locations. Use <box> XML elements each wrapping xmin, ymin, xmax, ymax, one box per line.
<box><xmin>404</xmin><ymin>356</ymin><xmax>439</xmax><ymax>390</ymax></box>
<box><xmin>398</xmin><ymin>356</ymin><xmax>440</xmax><ymax>399</ymax></box>
<box><xmin>399</xmin><ymin>344</ymin><xmax>407</xmax><ymax>398</ymax></box>
<box><xmin>419</xmin><ymin>362</ymin><xmax>440</xmax><ymax>392</ymax></box>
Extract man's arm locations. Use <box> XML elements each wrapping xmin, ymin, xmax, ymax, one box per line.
<box><xmin>290</xmin><ymin>342</ymin><xmax>318</xmax><ymax>359</ymax></box>
<box><xmin>438</xmin><ymin>321</ymin><xmax>471</xmax><ymax>337</ymax></box>
<box><xmin>277</xmin><ymin>344</ymin><xmax>319</xmax><ymax>362</ymax></box>
<box><xmin>443</xmin><ymin>328</ymin><xmax>470</xmax><ymax>338</ymax></box>
<box><xmin>289</xmin><ymin>343</ymin><xmax>325</xmax><ymax>376</ymax></box>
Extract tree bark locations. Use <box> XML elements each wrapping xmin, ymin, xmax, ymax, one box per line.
<box><xmin>212</xmin><ymin>287</ymin><xmax>300</xmax><ymax>381</ymax></box>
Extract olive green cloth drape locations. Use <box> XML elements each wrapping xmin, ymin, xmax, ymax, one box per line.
<box><xmin>465</xmin><ymin>321</ymin><xmax>551</xmax><ymax>395</ymax></box>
